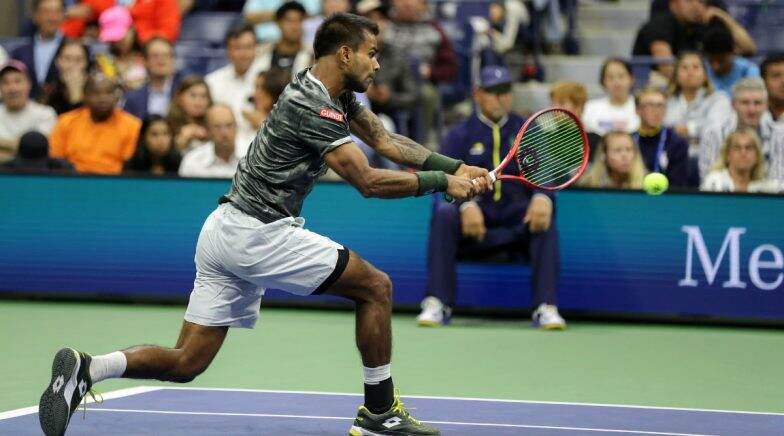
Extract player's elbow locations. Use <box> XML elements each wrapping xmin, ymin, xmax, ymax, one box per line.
<box><xmin>355</xmin><ymin>170</ymin><xmax>384</xmax><ymax>198</ymax></box>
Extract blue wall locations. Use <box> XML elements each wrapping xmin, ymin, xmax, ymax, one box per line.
<box><xmin>1</xmin><ymin>174</ymin><xmax>783</xmax><ymax>322</ymax></box>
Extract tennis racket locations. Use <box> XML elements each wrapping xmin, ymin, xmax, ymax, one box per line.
<box><xmin>450</xmin><ymin>108</ymin><xmax>589</xmax><ymax>200</ymax></box>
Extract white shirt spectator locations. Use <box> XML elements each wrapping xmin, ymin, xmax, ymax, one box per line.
<box><xmin>178</xmin><ymin>142</ymin><xmax>240</xmax><ymax>178</ymax></box>
<box><xmin>700</xmin><ymin>168</ymin><xmax>781</xmax><ymax>193</ymax></box>
<box><xmin>665</xmin><ymin>88</ymin><xmax>732</xmax><ymax>148</ymax></box>
<box><xmin>206</xmin><ymin>58</ymin><xmax>267</xmax><ymax>158</ymax></box>
<box><xmin>582</xmin><ymin>96</ymin><xmax>640</xmax><ymax>135</ymax></box>
<box><xmin>0</xmin><ymin>101</ymin><xmax>57</xmax><ymax>142</ymax></box>
<box><xmin>244</xmin><ymin>0</ymin><xmax>320</xmax><ymax>43</ymax></box>
<box><xmin>0</xmin><ymin>46</ymin><xmax>7</xmax><ymax>69</ymax></box>
<box><xmin>699</xmin><ymin>112</ymin><xmax>784</xmax><ymax>181</ymax></box>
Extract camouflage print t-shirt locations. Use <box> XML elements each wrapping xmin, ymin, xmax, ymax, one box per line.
<box><xmin>220</xmin><ymin>68</ymin><xmax>364</xmax><ymax>223</ymax></box>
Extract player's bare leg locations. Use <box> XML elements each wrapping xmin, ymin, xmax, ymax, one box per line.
<box><xmin>38</xmin><ymin>321</ymin><xmax>227</xmax><ymax>435</ymax></box>
<box><xmin>325</xmin><ymin>250</ymin><xmax>439</xmax><ymax>435</ymax></box>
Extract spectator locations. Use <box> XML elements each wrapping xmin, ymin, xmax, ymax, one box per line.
<box><xmin>41</xmin><ymin>39</ymin><xmax>90</xmax><ymax>115</ymax></box>
<box><xmin>124</xmin><ymin>115</ymin><xmax>181</xmax><ymax>175</ymax></box>
<box><xmin>632</xmin><ymin>0</ymin><xmax>756</xmax><ymax>79</ymax></box>
<box><xmin>0</xmin><ymin>45</ymin><xmax>7</xmax><ymax>67</ymax></box>
<box><xmin>486</xmin><ymin>0</ymin><xmax>529</xmax><ymax>55</ymax></box>
<box><xmin>1</xmin><ymin>131</ymin><xmax>73</xmax><ymax>171</ymax></box>
<box><xmin>95</xmin><ymin>6</ymin><xmax>147</xmax><ymax>91</ymax></box>
<box><xmin>358</xmin><ymin>0</ymin><xmax>418</xmax><ymax>119</ymax></box>
<box><xmin>665</xmin><ymin>52</ymin><xmax>732</xmax><ymax>150</ymax></box>
<box><xmin>580</xmin><ymin>131</ymin><xmax>647</xmax><ymax>189</ymax></box>
<box><xmin>206</xmin><ymin>24</ymin><xmax>266</xmax><ymax>152</ymax></box>
<box><xmin>241</xmin><ymin>68</ymin><xmax>290</xmax><ymax>132</ymax></box>
<box><xmin>129</xmin><ymin>0</ymin><xmax>182</xmax><ymax>44</ymax></box>
<box><xmin>123</xmin><ymin>37</ymin><xmax>181</xmax><ymax>120</ymax></box>
<box><xmin>244</xmin><ymin>0</ymin><xmax>320</xmax><ymax>43</ymax></box>
<box><xmin>762</xmin><ymin>54</ymin><xmax>784</xmax><ymax>125</ymax></box>
<box><xmin>168</xmin><ymin>75</ymin><xmax>212</xmax><ymax>153</ymax></box>
<box><xmin>699</xmin><ymin>77</ymin><xmax>784</xmax><ymax>181</ymax></box>
<box><xmin>582</xmin><ymin>58</ymin><xmax>640</xmax><ymax>136</ymax></box>
<box><xmin>703</xmin><ymin>24</ymin><xmax>759</xmax><ymax>95</ymax></box>
<box><xmin>387</xmin><ymin>0</ymin><xmax>458</xmax><ymax>147</ymax></box>
<box><xmin>701</xmin><ymin>128</ymin><xmax>778</xmax><ymax>193</ymax></box>
<box><xmin>11</xmin><ymin>0</ymin><xmax>66</xmax><ymax>98</ymax></box>
<box><xmin>257</xmin><ymin>2</ymin><xmax>313</xmax><ymax>76</ymax></box>
<box><xmin>61</xmin><ymin>0</ymin><xmax>114</xmax><ymax>39</ymax></box>
<box><xmin>50</xmin><ymin>74</ymin><xmax>141</xmax><ymax>174</ymax></box>
<box><xmin>633</xmin><ymin>86</ymin><xmax>689</xmax><ymax>187</ymax></box>
<box><xmin>549</xmin><ymin>81</ymin><xmax>601</xmax><ymax>162</ymax></box>
<box><xmin>0</xmin><ymin>61</ymin><xmax>57</xmax><ymax>163</ymax></box>
<box><xmin>417</xmin><ymin>66</ymin><xmax>566</xmax><ymax>330</ymax></box>
<box><xmin>303</xmin><ymin>0</ymin><xmax>350</xmax><ymax>48</ymax></box>
<box><xmin>179</xmin><ymin>104</ymin><xmax>240</xmax><ymax>178</ymax></box>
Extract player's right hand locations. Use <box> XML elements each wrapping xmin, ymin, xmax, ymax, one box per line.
<box><xmin>445</xmin><ymin>174</ymin><xmax>478</xmax><ymax>202</ymax></box>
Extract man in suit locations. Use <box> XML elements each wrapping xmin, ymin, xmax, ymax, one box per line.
<box><xmin>12</xmin><ymin>0</ymin><xmax>65</xmax><ymax>98</ymax></box>
<box><xmin>123</xmin><ymin>37</ymin><xmax>181</xmax><ymax>120</ymax></box>
<box><xmin>418</xmin><ymin>66</ymin><xmax>565</xmax><ymax>329</ymax></box>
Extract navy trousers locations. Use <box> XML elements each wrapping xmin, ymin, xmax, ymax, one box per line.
<box><xmin>425</xmin><ymin>201</ymin><xmax>560</xmax><ymax>308</ymax></box>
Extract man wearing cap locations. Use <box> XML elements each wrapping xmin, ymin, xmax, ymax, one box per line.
<box><xmin>0</xmin><ymin>61</ymin><xmax>58</xmax><ymax>163</ymax></box>
<box><xmin>11</xmin><ymin>0</ymin><xmax>65</xmax><ymax>98</ymax></box>
<box><xmin>417</xmin><ymin>65</ymin><xmax>566</xmax><ymax>330</ymax></box>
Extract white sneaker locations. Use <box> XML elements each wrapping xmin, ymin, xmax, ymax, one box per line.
<box><xmin>532</xmin><ymin>304</ymin><xmax>566</xmax><ymax>330</ymax></box>
<box><xmin>416</xmin><ymin>296</ymin><xmax>451</xmax><ymax>327</ymax></box>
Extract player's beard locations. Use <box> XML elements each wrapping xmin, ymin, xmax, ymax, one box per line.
<box><xmin>345</xmin><ymin>71</ymin><xmax>370</xmax><ymax>93</ymax></box>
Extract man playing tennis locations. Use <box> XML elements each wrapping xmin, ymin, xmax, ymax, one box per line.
<box><xmin>38</xmin><ymin>12</ymin><xmax>492</xmax><ymax>436</ymax></box>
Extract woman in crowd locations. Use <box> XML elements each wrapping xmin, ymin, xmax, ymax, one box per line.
<box><xmin>665</xmin><ymin>52</ymin><xmax>732</xmax><ymax>150</ymax></box>
<box><xmin>580</xmin><ymin>131</ymin><xmax>647</xmax><ymax>189</ymax></box>
<box><xmin>124</xmin><ymin>115</ymin><xmax>181</xmax><ymax>176</ymax></box>
<box><xmin>41</xmin><ymin>40</ymin><xmax>91</xmax><ymax>115</ymax></box>
<box><xmin>701</xmin><ymin>128</ymin><xmax>779</xmax><ymax>193</ymax></box>
<box><xmin>167</xmin><ymin>75</ymin><xmax>212</xmax><ymax>153</ymax></box>
<box><xmin>95</xmin><ymin>6</ymin><xmax>147</xmax><ymax>91</ymax></box>
<box><xmin>582</xmin><ymin>58</ymin><xmax>640</xmax><ymax>135</ymax></box>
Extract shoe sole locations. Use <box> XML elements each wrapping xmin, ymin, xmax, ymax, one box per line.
<box><xmin>39</xmin><ymin>348</ymin><xmax>81</xmax><ymax>436</ymax></box>
<box><xmin>349</xmin><ymin>425</ymin><xmax>439</xmax><ymax>435</ymax></box>
<box><xmin>539</xmin><ymin>323</ymin><xmax>566</xmax><ymax>330</ymax></box>
<box><xmin>416</xmin><ymin>320</ymin><xmax>442</xmax><ymax>327</ymax></box>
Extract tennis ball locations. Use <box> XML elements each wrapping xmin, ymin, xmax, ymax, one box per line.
<box><xmin>643</xmin><ymin>172</ymin><xmax>669</xmax><ymax>195</ymax></box>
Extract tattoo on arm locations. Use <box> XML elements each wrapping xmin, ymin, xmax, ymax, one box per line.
<box><xmin>350</xmin><ymin>108</ymin><xmax>431</xmax><ymax>168</ymax></box>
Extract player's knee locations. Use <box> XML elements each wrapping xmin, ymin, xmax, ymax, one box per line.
<box><xmin>170</xmin><ymin>353</ymin><xmax>212</xmax><ymax>383</ymax></box>
<box><xmin>368</xmin><ymin>271</ymin><xmax>393</xmax><ymax>306</ymax></box>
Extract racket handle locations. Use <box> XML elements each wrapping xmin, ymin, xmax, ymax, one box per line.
<box><xmin>443</xmin><ymin>171</ymin><xmax>496</xmax><ymax>203</ymax></box>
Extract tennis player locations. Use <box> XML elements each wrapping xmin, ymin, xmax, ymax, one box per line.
<box><xmin>38</xmin><ymin>12</ymin><xmax>492</xmax><ymax>436</ymax></box>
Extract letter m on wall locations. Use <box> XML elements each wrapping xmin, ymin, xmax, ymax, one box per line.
<box><xmin>679</xmin><ymin>226</ymin><xmax>747</xmax><ymax>288</ymax></box>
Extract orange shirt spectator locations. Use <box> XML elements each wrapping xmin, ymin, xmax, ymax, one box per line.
<box><xmin>130</xmin><ymin>0</ymin><xmax>181</xmax><ymax>43</ymax></box>
<box><xmin>62</xmin><ymin>0</ymin><xmax>114</xmax><ymax>39</ymax></box>
<box><xmin>50</xmin><ymin>106</ymin><xmax>140</xmax><ymax>174</ymax></box>
<box><xmin>50</xmin><ymin>74</ymin><xmax>141</xmax><ymax>174</ymax></box>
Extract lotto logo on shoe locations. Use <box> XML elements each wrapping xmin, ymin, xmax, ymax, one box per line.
<box><xmin>52</xmin><ymin>375</ymin><xmax>65</xmax><ymax>394</ymax></box>
<box><xmin>383</xmin><ymin>417</ymin><xmax>402</xmax><ymax>428</ymax></box>
<box><xmin>78</xmin><ymin>380</ymin><xmax>87</xmax><ymax>396</ymax></box>
<box><xmin>319</xmin><ymin>108</ymin><xmax>344</xmax><ymax>123</ymax></box>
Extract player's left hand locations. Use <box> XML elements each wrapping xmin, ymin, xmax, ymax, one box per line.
<box><xmin>455</xmin><ymin>164</ymin><xmax>493</xmax><ymax>194</ymax></box>
<box><xmin>524</xmin><ymin>195</ymin><xmax>552</xmax><ymax>233</ymax></box>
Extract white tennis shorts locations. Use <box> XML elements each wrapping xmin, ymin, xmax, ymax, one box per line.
<box><xmin>184</xmin><ymin>203</ymin><xmax>348</xmax><ymax>328</ymax></box>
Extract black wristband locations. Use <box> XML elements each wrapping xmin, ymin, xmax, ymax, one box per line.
<box><xmin>415</xmin><ymin>171</ymin><xmax>448</xmax><ymax>196</ymax></box>
<box><xmin>422</xmin><ymin>152</ymin><xmax>463</xmax><ymax>174</ymax></box>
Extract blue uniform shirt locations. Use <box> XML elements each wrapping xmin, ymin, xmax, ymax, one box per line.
<box><xmin>441</xmin><ymin>111</ymin><xmax>553</xmax><ymax>226</ymax></box>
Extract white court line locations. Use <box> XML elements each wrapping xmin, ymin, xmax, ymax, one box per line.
<box><xmin>0</xmin><ymin>386</ymin><xmax>162</xmax><ymax>421</ymax></box>
<box><xmin>88</xmin><ymin>407</ymin><xmax>718</xmax><ymax>436</ymax></box>
<box><xmin>160</xmin><ymin>386</ymin><xmax>784</xmax><ymax>417</ymax></box>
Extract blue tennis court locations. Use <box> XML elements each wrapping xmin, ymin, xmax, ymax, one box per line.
<box><xmin>2</xmin><ymin>386</ymin><xmax>782</xmax><ymax>435</ymax></box>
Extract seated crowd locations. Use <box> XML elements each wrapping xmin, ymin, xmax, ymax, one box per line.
<box><xmin>0</xmin><ymin>0</ymin><xmax>782</xmax><ymax>194</ymax></box>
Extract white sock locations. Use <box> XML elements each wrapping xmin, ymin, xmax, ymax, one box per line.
<box><xmin>89</xmin><ymin>351</ymin><xmax>127</xmax><ymax>383</ymax></box>
<box><xmin>363</xmin><ymin>364</ymin><xmax>391</xmax><ymax>385</ymax></box>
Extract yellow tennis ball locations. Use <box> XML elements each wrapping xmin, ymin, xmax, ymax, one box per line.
<box><xmin>643</xmin><ymin>172</ymin><xmax>669</xmax><ymax>195</ymax></box>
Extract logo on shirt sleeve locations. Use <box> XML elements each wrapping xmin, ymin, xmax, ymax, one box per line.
<box><xmin>319</xmin><ymin>108</ymin><xmax>344</xmax><ymax>123</ymax></box>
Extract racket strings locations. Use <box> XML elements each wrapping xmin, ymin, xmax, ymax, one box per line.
<box><xmin>516</xmin><ymin>110</ymin><xmax>585</xmax><ymax>188</ymax></box>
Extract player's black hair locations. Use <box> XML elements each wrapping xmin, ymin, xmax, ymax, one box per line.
<box><xmin>276</xmin><ymin>1</ymin><xmax>307</xmax><ymax>21</ymax></box>
<box><xmin>34</xmin><ymin>0</ymin><xmax>64</xmax><ymax>10</ymax></box>
<box><xmin>313</xmin><ymin>13</ymin><xmax>379</xmax><ymax>59</ymax></box>
<box><xmin>599</xmin><ymin>58</ymin><xmax>633</xmax><ymax>87</ymax></box>
<box><xmin>761</xmin><ymin>53</ymin><xmax>784</xmax><ymax>80</ymax></box>
<box><xmin>224</xmin><ymin>23</ymin><xmax>257</xmax><ymax>46</ymax></box>
<box><xmin>703</xmin><ymin>24</ymin><xmax>734</xmax><ymax>55</ymax></box>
